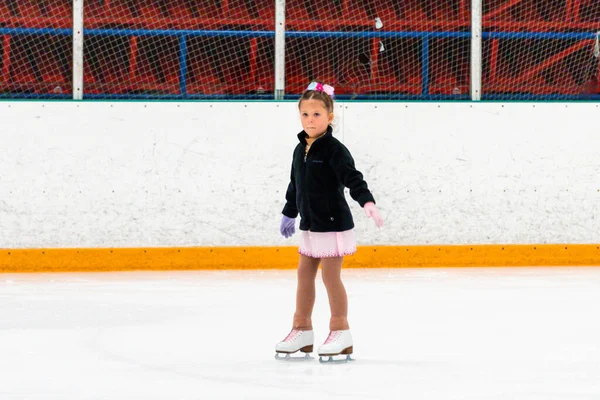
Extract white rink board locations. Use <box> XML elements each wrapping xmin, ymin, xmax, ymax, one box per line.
<box><xmin>1</xmin><ymin>102</ymin><xmax>599</xmax><ymax>248</ymax></box>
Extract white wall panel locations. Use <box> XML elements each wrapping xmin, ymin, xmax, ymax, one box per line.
<box><xmin>1</xmin><ymin>102</ymin><xmax>598</xmax><ymax>248</ymax></box>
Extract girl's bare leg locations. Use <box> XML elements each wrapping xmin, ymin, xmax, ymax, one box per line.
<box><xmin>321</xmin><ymin>256</ymin><xmax>349</xmax><ymax>331</ymax></box>
<box><xmin>293</xmin><ymin>254</ymin><xmax>321</xmax><ymax>330</ymax></box>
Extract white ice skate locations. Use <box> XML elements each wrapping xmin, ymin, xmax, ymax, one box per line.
<box><xmin>318</xmin><ymin>330</ymin><xmax>354</xmax><ymax>363</ymax></box>
<box><xmin>275</xmin><ymin>329</ymin><xmax>314</xmax><ymax>361</ymax></box>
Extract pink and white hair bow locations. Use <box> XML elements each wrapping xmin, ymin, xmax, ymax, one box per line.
<box><xmin>306</xmin><ymin>81</ymin><xmax>335</xmax><ymax>98</ymax></box>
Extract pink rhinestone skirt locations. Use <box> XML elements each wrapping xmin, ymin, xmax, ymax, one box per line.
<box><xmin>298</xmin><ymin>229</ymin><xmax>357</xmax><ymax>258</ymax></box>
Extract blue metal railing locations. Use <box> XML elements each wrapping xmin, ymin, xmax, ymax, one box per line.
<box><xmin>0</xmin><ymin>27</ymin><xmax>470</xmax><ymax>100</ymax></box>
<box><xmin>0</xmin><ymin>27</ymin><xmax>598</xmax><ymax>100</ymax></box>
<box><xmin>1</xmin><ymin>27</ymin><xmax>595</xmax><ymax>40</ymax></box>
<box><xmin>0</xmin><ymin>27</ymin><xmax>473</xmax><ymax>38</ymax></box>
<box><xmin>483</xmin><ymin>31</ymin><xmax>598</xmax><ymax>40</ymax></box>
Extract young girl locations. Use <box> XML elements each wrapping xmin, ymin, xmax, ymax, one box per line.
<box><xmin>275</xmin><ymin>82</ymin><xmax>384</xmax><ymax>362</ymax></box>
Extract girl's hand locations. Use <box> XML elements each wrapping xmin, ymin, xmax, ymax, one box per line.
<box><xmin>280</xmin><ymin>215</ymin><xmax>296</xmax><ymax>238</ymax></box>
<box><xmin>363</xmin><ymin>202</ymin><xmax>384</xmax><ymax>228</ymax></box>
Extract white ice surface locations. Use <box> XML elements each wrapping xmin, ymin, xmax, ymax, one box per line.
<box><xmin>1</xmin><ymin>268</ymin><xmax>600</xmax><ymax>400</ymax></box>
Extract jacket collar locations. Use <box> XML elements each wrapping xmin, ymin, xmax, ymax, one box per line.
<box><xmin>297</xmin><ymin>125</ymin><xmax>333</xmax><ymax>146</ymax></box>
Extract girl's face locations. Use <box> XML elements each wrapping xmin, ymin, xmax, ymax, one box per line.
<box><xmin>299</xmin><ymin>99</ymin><xmax>334</xmax><ymax>138</ymax></box>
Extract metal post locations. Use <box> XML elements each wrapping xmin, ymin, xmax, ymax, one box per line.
<box><xmin>274</xmin><ymin>0</ymin><xmax>285</xmax><ymax>100</ymax></box>
<box><xmin>73</xmin><ymin>0</ymin><xmax>84</xmax><ymax>100</ymax></box>
<box><xmin>471</xmin><ymin>0</ymin><xmax>482</xmax><ymax>101</ymax></box>
<box><xmin>73</xmin><ymin>0</ymin><xmax>83</xmax><ymax>100</ymax></box>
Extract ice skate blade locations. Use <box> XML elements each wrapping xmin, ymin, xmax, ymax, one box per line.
<box><xmin>319</xmin><ymin>355</ymin><xmax>354</xmax><ymax>364</ymax></box>
<box><xmin>275</xmin><ymin>352</ymin><xmax>314</xmax><ymax>362</ymax></box>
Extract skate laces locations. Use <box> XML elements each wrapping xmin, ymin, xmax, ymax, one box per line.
<box><xmin>283</xmin><ymin>329</ymin><xmax>301</xmax><ymax>342</ymax></box>
<box><xmin>324</xmin><ymin>331</ymin><xmax>341</xmax><ymax>345</ymax></box>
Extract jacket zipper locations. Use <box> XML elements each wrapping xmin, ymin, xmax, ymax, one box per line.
<box><xmin>302</xmin><ymin>134</ymin><xmax>324</xmax><ymax>228</ymax></box>
<box><xmin>304</xmin><ymin>133</ymin><xmax>326</xmax><ymax>163</ymax></box>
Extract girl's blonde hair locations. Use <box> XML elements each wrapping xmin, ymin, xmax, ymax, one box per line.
<box><xmin>298</xmin><ymin>82</ymin><xmax>335</xmax><ymax>113</ymax></box>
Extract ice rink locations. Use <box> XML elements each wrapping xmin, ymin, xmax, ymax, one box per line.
<box><xmin>1</xmin><ymin>267</ymin><xmax>600</xmax><ymax>400</ymax></box>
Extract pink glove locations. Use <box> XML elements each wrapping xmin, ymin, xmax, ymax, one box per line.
<box><xmin>364</xmin><ymin>202</ymin><xmax>383</xmax><ymax>228</ymax></box>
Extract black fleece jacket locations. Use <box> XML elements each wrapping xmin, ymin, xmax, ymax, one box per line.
<box><xmin>282</xmin><ymin>126</ymin><xmax>375</xmax><ymax>232</ymax></box>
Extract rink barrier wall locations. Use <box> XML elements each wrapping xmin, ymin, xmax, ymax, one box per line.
<box><xmin>2</xmin><ymin>102</ymin><xmax>600</xmax><ymax>265</ymax></box>
<box><xmin>2</xmin><ymin>245</ymin><xmax>600</xmax><ymax>273</ymax></box>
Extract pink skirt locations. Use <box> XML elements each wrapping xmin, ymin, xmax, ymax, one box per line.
<box><xmin>298</xmin><ymin>229</ymin><xmax>357</xmax><ymax>258</ymax></box>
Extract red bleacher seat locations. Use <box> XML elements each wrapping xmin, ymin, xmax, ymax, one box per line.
<box><xmin>40</xmin><ymin>37</ymin><xmax>71</xmax><ymax>94</ymax></box>
<box><xmin>166</xmin><ymin>0</ymin><xmax>193</xmax><ymax>22</ymax></box>
<box><xmin>130</xmin><ymin>36</ymin><xmax>181</xmax><ymax>93</ymax></box>
<box><xmin>332</xmin><ymin>38</ymin><xmax>371</xmax><ymax>95</ymax></box>
<box><xmin>341</xmin><ymin>0</ymin><xmax>400</xmax><ymax>28</ymax></box>
<box><xmin>0</xmin><ymin>35</ymin><xmax>10</xmax><ymax>92</ymax></box>
<box><xmin>488</xmin><ymin>39</ymin><xmax>522</xmax><ymax>85</ymax></box>
<box><xmin>486</xmin><ymin>38</ymin><xmax>594</xmax><ymax>96</ymax></box>
<box><xmin>86</xmin><ymin>0</ymin><xmax>152</xmax><ymax>29</ymax></box>
<box><xmin>573</xmin><ymin>0</ymin><xmax>600</xmax><ymax>29</ymax></box>
<box><xmin>485</xmin><ymin>0</ymin><xmax>542</xmax><ymax>22</ymax></box>
<box><xmin>167</xmin><ymin>0</ymin><xmax>224</xmax><ymax>29</ymax></box>
<box><xmin>134</xmin><ymin>0</ymin><xmax>217</xmax><ymax>30</ymax></box>
<box><xmin>186</xmin><ymin>37</ymin><xmax>228</xmax><ymax>95</ymax></box>
<box><xmin>0</xmin><ymin>0</ymin><xmax>13</xmax><ymax>27</ymax></box>
<box><xmin>285</xmin><ymin>39</ymin><xmax>309</xmax><ymax>94</ymax></box>
<box><xmin>395</xmin><ymin>0</ymin><xmax>428</xmax><ymax>28</ymax></box>
<box><xmin>3</xmin><ymin>35</ymin><xmax>70</xmax><ymax>93</ymax></box>
<box><xmin>307</xmin><ymin>39</ymin><xmax>338</xmax><ymax>85</ymax></box>
<box><xmin>369</xmin><ymin>38</ymin><xmax>422</xmax><ymax>94</ymax></box>
<box><xmin>83</xmin><ymin>35</ymin><xmax>132</xmax><ymax>94</ymax></box>
<box><xmin>8</xmin><ymin>0</ymin><xmax>42</xmax><ymax>27</ymax></box>
<box><xmin>225</xmin><ymin>0</ymin><xmax>274</xmax><ymax>28</ymax></box>
<box><xmin>541</xmin><ymin>0</ymin><xmax>568</xmax><ymax>22</ymax></box>
<box><xmin>6</xmin><ymin>36</ymin><xmax>38</xmax><ymax>92</ymax></box>
<box><xmin>193</xmin><ymin>0</ymin><xmax>226</xmax><ymax>23</ymax></box>
<box><xmin>346</xmin><ymin>0</ymin><xmax>463</xmax><ymax>31</ymax></box>
<box><xmin>252</xmin><ymin>38</ymin><xmax>274</xmax><ymax>94</ymax></box>
<box><xmin>46</xmin><ymin>0</ymin><xmax>73</xmax><ymax>28</ymax></box>
<box><xmin>84</xmin><ymin>0</ymin><xmax>110</xmax><ymax>27</ymax></box>
<box><xmin>484</xmin><ymin>39</ymin><xmax>546</xmax><ymax>94</ymax></box>
<box><xmin>103</xmin><ymin>0</ymin><xmax>139</xmax><ymax>27</ymax></box>
<box><xmin>544</xmin><ymin>60</ymin><xmax>579</xmax><ymax>94</ymax></box>
<box><xmin>9</xmin><ymin>0</ymin><xmax>71</xmax><ymax>28</ymax></box>
<box><xmin>484</xmin><ymin>0</ymin><xmax>568</xmax><ymax>31</ymax></box>
<box><xmin>429</xmin><ymin>38</ymin><xmax>469</xmax><ymax>94</ymax></box>
<box><xmin>428</xmin><ymin>0</ymin><xmax>465</xmax><ymax>26</ymax></box>
<box><xmin>536</xmin><ymin>42</ymin><xmax>595</xmax><ymax>95</ymax></box>
<box><xmin>285</xmin><ymin>38</ymin><xmax>338</xmax><ymax>94</ymax></box>
<box><xmin>286</xmin><ymin>0</ymin><xmax>342</xmax><ymax>30</ymax></box>
<box><xmin>136</xmin><ymin>0</ymin><xmax>171</xmax><ymax>29</ymax></box>
<box><xmin>429</xmin><ymin>58</ymin><xmax>462</xmax><ymax>94</ymax></box>
<box><xmin>219</xmin><ymin>37</ymin><xmax>253</xmax><ymax>93</ymax></box>
<box><xmin>304</xmin><ymin>0</ymin><xmax>342</xmax><ymax>21</ymax></box>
